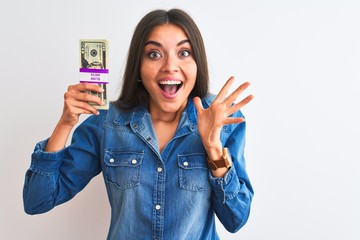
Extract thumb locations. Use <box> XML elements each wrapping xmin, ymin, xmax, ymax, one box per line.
<box><xmin>193</xmin><ymin>97</ymin><xmax>204</xmax><ymax>114</ymax></box>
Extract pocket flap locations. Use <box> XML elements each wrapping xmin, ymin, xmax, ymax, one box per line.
<box><xmin>104</xmin><ymin>150</ymin><xmax>144</xmax><ymax>167</ymax></box>
<box><xmin>177</xmin><ymin>153</ymin><xmax>207</xmax><ymax>169</ymax></box>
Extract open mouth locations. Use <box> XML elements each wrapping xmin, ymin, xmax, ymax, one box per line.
<box><xmin>158</xmin><ymin>80</ymin><xmax>183</xmax><ymax>96</ymax></box>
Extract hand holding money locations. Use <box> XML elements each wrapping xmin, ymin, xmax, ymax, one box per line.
<box><xmin>44</xmin><ymin>83</ymin><xmax>104</xmax><ymax>153</ymax></box>
<box><xmin>79</xmin><ymin>39</ymin><xmax>109</xmax><ymax>110</ymax></box>
<box><xmin>43</xmin><ymin>40</ymin><xmax>109</xmax><ymax>153</ymax></box>
<box><xmin>61</xmin><ymin>83</ymin><xmax>104</xmax><ymax>126</ymax></box>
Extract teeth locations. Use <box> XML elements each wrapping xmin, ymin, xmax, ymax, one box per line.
<box><xmin>159</xmin><ymin>80</ymin><xmax>182</xmax><ymax>85</ymax></box>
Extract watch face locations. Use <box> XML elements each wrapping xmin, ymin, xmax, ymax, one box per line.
<box><xmin>223</xmin><ymin>148</ymin><xmax>231</xmax><ymax>160</ymax></box>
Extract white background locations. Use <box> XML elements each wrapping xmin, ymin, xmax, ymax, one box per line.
<box><xmin>1</xmin><ymin>0</ymin><xmax>359</xmax><ymax>239</ymax></box>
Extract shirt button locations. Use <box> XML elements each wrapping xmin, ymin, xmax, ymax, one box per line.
<box><xmin>155</xmin><ymin>205</ymin><xmax>161</xmax><ymax>210</ymax></box>
<box><xmin>131</xmin><ymin>159</ymin><xmax>137</xmax><ymax>165</ymax></box>
<box><xmin>157</xmin><ymin>167</ymin><xmax>163</xmax><ymax>173</ymax></box>
<box><xmin>109</xmin><ymin>158</ymin><xmax>115</xmax><ymax>163</ymax></box>
<box><xmin>183</xmin><ymin>161</ymin><xmax>189</xmax><ymax>167</ymax></box>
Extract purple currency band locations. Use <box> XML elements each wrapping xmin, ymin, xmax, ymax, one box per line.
<box><xmin>79</xmin><ymin>68</ymin><xmax>109</xmax><ymax>74</ymax></box>
<box><xmin>80</xmin><ymin>80</ymin><xmax>109</xmax><ymax>84</ymax></box>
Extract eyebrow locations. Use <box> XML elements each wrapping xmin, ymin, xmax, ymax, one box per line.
<box><xmin>144</xmin><ymin>39</ymin><xmax>190</xmax><ymax>47</ymax></box>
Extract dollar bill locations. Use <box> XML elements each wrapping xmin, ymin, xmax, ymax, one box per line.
<box><xmin>79</xmin><ymin>39</ymin><xmax>109</xmax><ymax>110</ymax></box>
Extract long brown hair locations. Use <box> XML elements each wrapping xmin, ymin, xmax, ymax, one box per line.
<box><xmin>114</xmin><ymin>9</ymin><xmax>209</xmax><ymax>110</ymax></box>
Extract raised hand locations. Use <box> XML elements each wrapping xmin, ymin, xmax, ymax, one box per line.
<box><xmin>194</xmin><ymin>76</ymin><xmax>254</xmax><ymax>162</ymax></box>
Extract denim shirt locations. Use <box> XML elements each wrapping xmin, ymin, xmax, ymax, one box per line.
<box><xmin>23</xmin><ymin>96</ymin><xmax>254</xmax><ymax>240</ymax></box>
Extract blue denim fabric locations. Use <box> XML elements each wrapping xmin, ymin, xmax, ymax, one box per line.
<box><xmin>23</xmin><ymin>95</ymin><xmax>254</xmax><ymax>240</ymax></box>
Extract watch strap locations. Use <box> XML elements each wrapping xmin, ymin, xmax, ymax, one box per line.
<box><xmin>207</xmin><ymin>148</ymin><xmax>232</xmax><ymax>170</ymax></box>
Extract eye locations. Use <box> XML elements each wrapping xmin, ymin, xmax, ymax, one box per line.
<box><xmin>147</xmin><ymin>51</ymin><xmax>162</xmax><ymax>59</ymax></box>
<box><xmin>179</xmin><ymin>49</ymin><xmax>191</xmax><ymax>58</ymax></box>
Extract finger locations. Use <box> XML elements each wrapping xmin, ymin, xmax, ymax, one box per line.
<box><xmin>71</xmin><ymin>83</ymin><xmax>105</xmax><ymax>93</ymax></box>
<box><xmin>83</xmin><ymin>83</ymin><xmax>105</xmax><ymax>93</ymax></box>
<box><xmin>65</xmin><ymin>89</ymin><xmax>104</xmax><ymax>106</ymax></box>
<box><xmin>193</xmin><ymin>96</ymin><xmax>204</xmax><ymax>114</ymax></box>
<box><xmin>223</xmin><ymin>117</ymin><xmax>245</xmax><ymax>125</ymax></box>
<box><xmin>65</xmin><ymin>105</ymin><xmax>93</xmax><ymax>116</ymax></box>
<box><xmin>227</xmin><ymin>94</ymin><xmax>254</xmax><ymax>116</ymax></box>
<box><xmin>78</xmin><ymin>92</ymin><xmax>104</xmax><ymax>106</ymax></box>
<box><xmin>215</xmin><ymin>76</ymin><xmax>235</xmax><ymax>102</ymax></box>
<box><xmin>225</xmin><ymin>81</ymin><xmax>251</xmax><ymax>105</ymax></box>
<box><xmin>65</xmin><ymin>99</ymin><xmax>99</xmax><ymax>115</ymax></box>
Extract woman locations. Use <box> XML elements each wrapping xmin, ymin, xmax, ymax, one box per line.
<box><xmin>23</xmin><ymin>9</ymin><xmax>254</xmax><ymax>240</ymax></box>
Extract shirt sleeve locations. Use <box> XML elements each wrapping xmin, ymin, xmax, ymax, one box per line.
<box><xmin>23</xmin><ymin>113</ymin><xmax>104</xmax><ymax>215</ymax></box>
<box><xmin>208</xmin><ymin>116</ymin><xmax>254</xmax><ymax>233</ymax></box>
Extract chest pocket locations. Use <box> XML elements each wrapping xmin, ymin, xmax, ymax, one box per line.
<box><xmin>178</xmin><ymin>153</ymin><xmax>211</xmax><ymax>192</ymax></box>
<box><xmin>104</xmin><ymin>150</ymin><xmax>144</xmax><ymax>190</ymax></box>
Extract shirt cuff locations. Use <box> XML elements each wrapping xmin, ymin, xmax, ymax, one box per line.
<box><xmin>208</xmin><ymin>167</ymin><xmax>241</xmax><ymax>204</ymax></box>
<box><xmin>29</xmin><ymin>139</ymin><xmax>65</xmax><ymax>175</ymax></box>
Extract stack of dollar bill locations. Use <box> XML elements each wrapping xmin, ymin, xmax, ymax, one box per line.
<box><xmin>79</xmin><ymin>39</ymin><xmax>109</xmax><ymax>110</ymax></box>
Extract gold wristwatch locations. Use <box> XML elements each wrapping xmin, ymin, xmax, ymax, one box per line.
<box><xmin>207</xmin><ymin>148</ymin><xmax>232</xmax><ymax>171</ymax></box>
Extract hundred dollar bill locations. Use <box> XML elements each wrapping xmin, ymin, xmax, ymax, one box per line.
<box><xmin>79</xmin><ymin>39</ymin><xmax>109</xmax><ymax>110</ymax></box>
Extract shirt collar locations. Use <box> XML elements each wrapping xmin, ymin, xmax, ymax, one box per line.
<box><xmin>113</xmin><ymin>98</ymin><xmax>198</xmax><ymax>132</ymax></box>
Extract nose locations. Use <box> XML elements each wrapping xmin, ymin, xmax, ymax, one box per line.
<box><xmin>161</xmin><ymin>54</ymin><xmax>179</xmax><ymax>73</ymax></box>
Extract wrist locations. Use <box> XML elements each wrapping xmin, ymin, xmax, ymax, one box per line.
<box><xmin>44</xmin><ymin>120</ymin><xmax>73</xmax><ymax>152</ymax></box>
<box><xmin>205</xmin><ymin>146</ymin><xmax>223</xmax><ymax>161</ymax></box>
<box><xmin>203</xmin><ymin>140</ymin><xmax>222</xmax><ymax>159</ymax></box>
<box><xmin>55</xmin><ymin>121</ymin><xmax>75</xmax><ymax>135</ymax></box>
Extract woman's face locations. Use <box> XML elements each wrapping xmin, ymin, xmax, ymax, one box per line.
<box><xmin>140</xmin><ymin>23</ymin><xmax>197</xmax><ymax>115</ymax></box>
